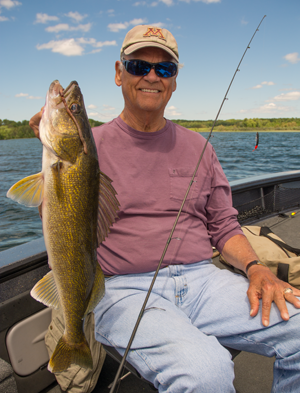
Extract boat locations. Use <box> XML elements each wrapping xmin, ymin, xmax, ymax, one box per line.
<box><xmin>1</xmin><ymin>170</ymin><xmax>300</xmax><ymax>393</ymax></box>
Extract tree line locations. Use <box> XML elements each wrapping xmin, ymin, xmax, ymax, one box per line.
<box><xmin>1</xmin><ymin>117</ymin><xmax>299</xmax><ymax>140</ymax></box>
<box><xmin>0</xmin><ymin>119</ymin><xmax>104</xmax><ymax>140</ymax></box>
<box><xmin>172</xmin><ymin>118</ymin><xmax>300</xmax><ymax>131</ymax></box>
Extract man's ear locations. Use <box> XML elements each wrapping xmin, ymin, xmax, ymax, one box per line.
<box><xmin>115</xmin><ymin>61</ymin><xmax>122</xmax><ymax>87</ymax></box>
<box><xmin>172</xmin><ymin>76</ymin><xmax>177</xmax><ymax>92</ymax></box>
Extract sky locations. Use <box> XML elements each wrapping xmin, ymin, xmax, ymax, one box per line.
<box><xmin>0</xmin><ymin>0</ymin><xmax>299</xmax><ymax>123</ymax></box>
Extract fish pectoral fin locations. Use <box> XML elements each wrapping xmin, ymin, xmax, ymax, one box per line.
<box><xmin>85</xmin><ymin>263</ymin><xmax>105</xmax><ymax>316</ymax></box>
<box><xmin>6</xmin><ymin>172</ymin><xmax>44</xmax><ymax>207</ymax></box>
<box><xmin>97</xmin><ymin>171</ymin><xmax>120</xmax><ymax>246</ymax></box>
<box><xmin>31</xmin><ymin>271</ymin><xmax>60</xmax><ymax>310</ymax></box>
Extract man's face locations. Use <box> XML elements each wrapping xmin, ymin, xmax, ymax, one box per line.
<box><xmin>115</xmin><ymin>47</ymin><xmax>177</xmax><ymax>118</ymax></box>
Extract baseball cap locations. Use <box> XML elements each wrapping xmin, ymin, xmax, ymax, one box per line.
<box><xmin>120</xmin><ymin>25</ymin><xmax>179</xmax><ymax>62</ymax></box>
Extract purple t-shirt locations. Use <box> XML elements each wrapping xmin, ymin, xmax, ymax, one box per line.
<box><xmin>92</xmin><ymin>116</ymin><xmax>243</xmax><ymax>276</ymax></box>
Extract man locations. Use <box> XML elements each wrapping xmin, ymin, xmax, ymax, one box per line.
<box><xmin>31</xmin><ymin>25</ymin><xmax>300</xmax><ymax>392</ymax></box>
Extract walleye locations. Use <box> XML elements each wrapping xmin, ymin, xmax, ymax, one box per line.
<box><xmin>7</xmin><ymin>80</ymin><xmax>119</xmax><ymax>373</ymax></box>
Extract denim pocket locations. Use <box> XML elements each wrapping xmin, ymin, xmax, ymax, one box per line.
<box><xmin>169</xmin><ymin>168</ymin><xmax>198</xmax><ymax>201</ymax></box>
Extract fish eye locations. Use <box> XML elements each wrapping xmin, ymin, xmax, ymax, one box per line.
<box><xmin>70</xmin><ymin>103</ymin><xmax>81</xmax><ymax>113</ymax></box>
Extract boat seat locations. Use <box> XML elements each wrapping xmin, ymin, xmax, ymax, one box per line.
<box><xmin>102</xmin><ymin>344</ymin><xmax>240</xmax><ymax>390</ymax></box>
<box><xmin>0</xmin><ymin>358</ymin><xmax>18</xmax><ymax>393</ymax></box>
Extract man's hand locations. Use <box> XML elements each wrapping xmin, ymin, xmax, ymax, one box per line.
<box><xmin>29</xmin><ymin>107</ymin><xmax>44</xmax><ymax>139</ymax></box>
<box><xmin>221</xmin><ymin>234</ymin><xmax>300</xmax><ymax>326</ymax></box>
<box><xmin>29</xmin><ymin>108</ymin><xmax>44</xmax><ymax>219</ymax></box>
<box><xmin>247</xmin><ymin>264</ymin><xmax>300</xmax><ymax>326</ymax></box>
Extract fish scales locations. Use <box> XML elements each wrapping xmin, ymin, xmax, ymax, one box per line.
<box><xmin>7</xmin><ymin>80</ymin><xmax>119</xmax><ymax>373</ymax></box>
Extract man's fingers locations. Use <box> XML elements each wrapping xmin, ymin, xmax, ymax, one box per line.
<box><xmin>273</xmin><ymin>290</ymin><xmax>290</xmax><ymax>322</ymax></box>
<box><xmin>283</xmin><ymin>287</ymin><xmax>300</xmax><ymax>309</ymax></box>
<box><xmin>29</xmin><ymin>107</ymin><xmax>44</xmax><ymax>139</ymax></box>
<box><xmin>260</xmin><ymin>290</ymin><xmax>274</xmax><ymax>326</ymax></box>
<box><xmin>247</xmin><ymin>285</ymin><xmax>260</xmax><ymax>317</ymax></box>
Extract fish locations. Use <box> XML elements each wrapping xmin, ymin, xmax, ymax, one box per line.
<box><xmin>6</xmin><ymin>80</ymin><xmax>119</xmax><ymax>373</ymax></box>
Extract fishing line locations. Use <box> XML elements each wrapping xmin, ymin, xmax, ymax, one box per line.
<box><xmin>109</xmin><ymin>15</ymin><xmax>267</xmax><ymax>393</ymax></box>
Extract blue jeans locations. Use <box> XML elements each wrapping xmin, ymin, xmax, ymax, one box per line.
<box><xmin>94</xmin><ymin>260</ymin><xmax>300</xmax><ymax>392</ymax></box>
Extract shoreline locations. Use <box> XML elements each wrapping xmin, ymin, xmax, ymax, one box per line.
<box><xmin>189</xmin><ymin>129</ymin><xmax>300</xmax><ymax>133</ymax></box>
<box><xmin>1</xmin><ymin>129</ymin><xmax>300</xmax><ymax>141</ymax></box>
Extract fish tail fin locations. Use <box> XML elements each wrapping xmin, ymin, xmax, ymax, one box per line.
<box><xmin>48</xmin><ymin>335</ymin><xmax>93</xmax><ymax>373</ymax></box>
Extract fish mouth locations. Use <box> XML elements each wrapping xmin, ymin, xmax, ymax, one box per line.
<box><xmin>49</xmin><ymin>80</ymin><xmax>78</xmax><ymax>101</ymax></box>
<box><xmin>40</xmin><ymin>80</ymin><xmax>82</xmax><ymax>152</ymax></box>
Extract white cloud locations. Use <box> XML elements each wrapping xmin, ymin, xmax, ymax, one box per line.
<box><xmin>88</xmin><ymin>111</ymin><xmax>118</xmax><ymax>121</ymax></box>
<box><xmin>133</xmin><ymin>1</ymin><xmax>160</xmax><ymax>6</ymax></box>
<box><xmin>103</xmin><ymin>104</ymin><xmax>115</xmax><ymax>111</ymax></box>
<box><xmin>130</xmin><ymin>18</ymin><xmax>147</xmax><ymax>25</ymax></box>
<box><xmin>87</xmin><ymin>104</ymin><xmax>97</xmax><ymax>109</ymax></box>
<box><xmin>149</xmin><ymin>22</ymin><xmax>165</xmax><ymax>27</ymax></box>
<box><xmin>283</xmin><ymin>52</ymin><xmax>300</xmax><ymax>64</ymax></box>
<box><xmin>15</xmin><ymin>92</ymin><xmax>42</xmax><ymax>99</ymax></box>
<box><xmin>256</xmin><ymin>103</ymin><xmax>291</xmax><ymax>113</ymax></box>
<box><xmin>37</xmin><ymin>39</ymin><xmax>85</xmax><ymax>56</ymax></box>
<box><xmin>240</xmin><ymin>102</ymin><xmax>292</xmax><ymax>114</ymax></box>
<box><xmin>160</xmin><ymin>0</ymin><xmax>174</xmax><ymax>5</ymax></box>
<box><xmin>88</xmin><ymin>105</ymin><xmax>118</xmax><ymax>120</ymax></box>
<box><xmin>108</xmin><ymin>18</ymin><xmax>147</xmax><ymax>32</ymax></box>
<box><xmin>251</xmin><ymin>81</ymin><xmax>274</xmax><ymax>89</ymax></box>
<box><xmin>36</xmin><ymin>38</ymin><xmax>117</xmax><ymax>56</ymax></box>
<box><xmin>179</xmin><ymin>0</ymin><xmax>221</xmax><ymax>3</ymax></box>
<box><xmin>108</xmin><ymin>22</ymin><xmax>128</xmax><ymax>32</ymax></box>
<box><xmin>165</xmin><ymin>105</ymin><xmax>181</xmax><ymax>117</ymax></box>
<box><xmin>0</xmin><ymin>0</ymin><xmax>21</xmax><ymax>20</ymax></box>
<box><xmin>272</xmin><ymin>91</ymin><xmax>300</xmax><ymax>102</ymax></box>
<box><xmin>262</xmin><ymin>81</ymin><xmax>275</xmax><ymax>86</ymax></box>
<box><xmin>45</xmin><ymin>23</ymin><xmax>92</xmax><ymax>33</ymax></box>
<box><xmin>241</xmin><ymin>18</ymin><xmax>248</xmax><ymax>25</ymax></box>
<box><xmin>27</xmin><ymin>95</ymin><xmax>43</xmax><ymax>100</ymax></box>
<box><xmin>65</xmin><ymin>11</ymin><xmax>87</xmax><ymax>22</ymax></box>
<box><xmin>0</xmin><ymin>0</ymin><xmax>21</xmax><ymax>10</ymax></box>
<box><xmin>35</xmin><ymin>13</ymin><xmax>59</xmax><ymax>24</ymax></box>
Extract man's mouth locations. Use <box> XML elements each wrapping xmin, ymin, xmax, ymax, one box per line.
<box><xmin>140</xmin><ymin>89</ymin><xmax>160</xmax><ymax>93</ymax></box>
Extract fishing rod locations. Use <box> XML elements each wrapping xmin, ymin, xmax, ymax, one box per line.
<box><xmin>109</xmin><ymin>15</ymin><xmax>267</xmax><ymax>393</ymax></box>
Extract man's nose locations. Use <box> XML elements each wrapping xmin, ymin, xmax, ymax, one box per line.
<box><xmin>144</xmin><ymin>67</ymin><xmax>160</xmax><ymax>82</ymax></box>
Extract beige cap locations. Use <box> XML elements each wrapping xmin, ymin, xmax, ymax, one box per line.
<box><xmin>120</xmin><ymin>25</ymin><xmax>179</xmax><ymax>62</ymax></box>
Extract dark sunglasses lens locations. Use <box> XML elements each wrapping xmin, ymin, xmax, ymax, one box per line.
<box><xmin>155</xmin><ymin>62</ymin><xmax>177</xmax><ymax>78</ymax></box>
<box><xmin>126</xmin><ymin>60</ymin><xmax>150</xmax><ymax>76</ymax></box>
<box><xmin>124</xmin><ymin>60</ymin><xmax>177</xmax><ymax>78</ymax></box>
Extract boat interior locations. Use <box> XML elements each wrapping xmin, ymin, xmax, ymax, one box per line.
<box><xmin>1</xmin><ymin>170</ymin><xmax>300</xmax><ymax>393</ymax></box>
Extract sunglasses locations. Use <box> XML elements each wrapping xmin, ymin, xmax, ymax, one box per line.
<box><xmin>122</xmin><ymin>59</ymin><xmax>178</xmax><ymax>78</ymax></box>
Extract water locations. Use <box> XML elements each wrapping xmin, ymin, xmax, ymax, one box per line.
<box><xmin>1</xmin><ymin>139</ymin><xmax>43</xmax><ymax>251</ymax></box>
<box><xmin>0</xmin><ymin>133</ymin><xmax>299</xmax><ymax>252</ymax></box>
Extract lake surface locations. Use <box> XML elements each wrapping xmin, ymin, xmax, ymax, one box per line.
<box><xmin>0</xmin><ymin>132</ymin><xmax>299</xmax><ymax>252</ymax></box>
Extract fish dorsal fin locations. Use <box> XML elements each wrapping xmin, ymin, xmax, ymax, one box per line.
<box><xmin>97</xmin><ymin>170</ymin><xmax>120</xmax><ymax>246</ymax></box>
<box><xmin>85</xmin><ymin>263</ymin><xmax>105</xmax><ymax>316</ymax></box>
<box><xmin>30</xmin><ymin>271</ymin><xmax>60</xmax><ymax>310</ymax></box>
<box><xmin>6</xmin><ymin>172</ymin><xmax>44</xmax><ymax>207</ymax></box>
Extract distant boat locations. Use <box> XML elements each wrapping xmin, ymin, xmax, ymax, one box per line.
<box><xmin>252</xmin><ymin>131</ymin><xmax>259</xmax><ymax>151</ymax></box>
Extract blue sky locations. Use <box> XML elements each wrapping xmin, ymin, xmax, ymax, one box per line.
<box><xmin>0</xmin><ymin>0</ymin><xmax>299</xmax><ymax>122</ymax></box>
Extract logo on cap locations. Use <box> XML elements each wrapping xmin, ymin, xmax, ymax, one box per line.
<box><xmin>143</xmin><ymin>27</ymin><xmax>166</xmax><ymax>41</ymax></box>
